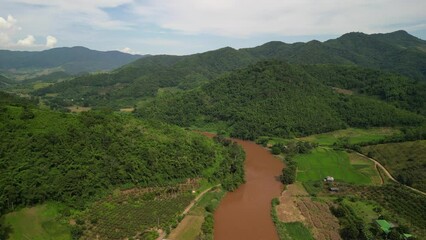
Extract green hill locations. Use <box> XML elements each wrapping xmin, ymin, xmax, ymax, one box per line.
<box><xmin>361</xmin><ymin>140</ymin><xmax>426</xmax><ymax>192</ymax></box>
<box><xmin>136</xmin><ymin>61</ymin><xmax>425</xmax><ymax>140</ymax></box>
<box><xmin>33</xmin><ymin>30</ymin><xmax>426</xmax><ymax>109</ymax></box>
<box><xmin>0</xmin><ymin>92</ymin><xmax>244</xmax><ymax>213</ymax></box>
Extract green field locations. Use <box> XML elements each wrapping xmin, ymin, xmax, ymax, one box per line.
<box><xmin>272</xmin><ymin>199</ymin><xmax>314</xmax><ymax>240</ymax></box>
<box><xmin>4</xmin><ymin>203</ymin><xmax>71</xmax><ymax>240</ymax></box>
<box><xmin>298</xmin><ymin>128</ymin><xmax>399</xmax><ymax>146</ymax></box>
<box><xmin>361</xmin><ymin>140</ymin><xmax>426</xmax><ymax>192</ymax></box>
<box><xmin>280</xmin><ymin>222</ymin><xmax>314</xmax><ymax>240</ymax></box>
<box><xmin>294</xmin><ymin>148</ymin><xmax>378</xmax><ymax>184</ymax></box>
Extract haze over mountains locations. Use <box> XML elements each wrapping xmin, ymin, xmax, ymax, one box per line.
<box><xmin>0</xmin><ymin>46</ymin><xmax>142</xmax><ymax>74</ymax></box>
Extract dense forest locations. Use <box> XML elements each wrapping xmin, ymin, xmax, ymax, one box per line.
<box><xmin>32</xmin><ymin>30</ymin><xmax>426</xmax><ymax>109</ymax></box>
<box><xmin>136</xmin><ymin>61</ymin><xmax>425</xmax><ymax>140</ymax></box>
<box><xmin>0</xmin><ymin>92</ymin><xmax>244</xmax><ymax>214</ymax></box>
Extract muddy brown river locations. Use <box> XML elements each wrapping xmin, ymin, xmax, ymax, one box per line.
<box><xmin>204</xmin><ymin>133</ymin><xmax>284</xmax><ymax>240</ymax></box>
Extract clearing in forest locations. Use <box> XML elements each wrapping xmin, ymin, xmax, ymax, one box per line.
<box><xmin>294</xmin><ymin>147</ymin><xmax>379</xmax><ymax>185</ymax></box>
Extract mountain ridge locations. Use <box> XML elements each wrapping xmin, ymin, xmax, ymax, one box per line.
<box><xmin>31</xmin><ymin>30</ymin><xmax>426</xmax><ymax>109</ymax></box>
<box><xmin>0</xmin><ymin>46</ymin><xmax>143</xmax><ymax>74</ymax></box>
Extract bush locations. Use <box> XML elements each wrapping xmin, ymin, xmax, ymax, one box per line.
<box><xmin>71</xmin><ymin>226</ymin><xmax>84</xmax><ymax>240</ymax></box>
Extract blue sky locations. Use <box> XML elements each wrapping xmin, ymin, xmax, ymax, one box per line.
<box><xmin>1</xmin><ymin>0</ymin><xmax>425</xmax><ymax>55</ymax></box>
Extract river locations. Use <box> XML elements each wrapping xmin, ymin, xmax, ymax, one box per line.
<box><xmin>207</xmin><ymin>134</ymin><xmax>284</xmax><ymax>240</ymax></box>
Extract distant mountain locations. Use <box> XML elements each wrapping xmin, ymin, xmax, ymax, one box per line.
<box><xmin>34</xmin><ymin>30</ymin><xmax>426</xmax><ymax>108</ymax></box>
<box><xmin>0</xmin><ymin>46</ymin><xmax>142</xmax><ymax>74</ymax></box>
<box><xmin>244</xmin><ymin>30</ymin><xmax>426</xmax><ymax>80</ymax></box>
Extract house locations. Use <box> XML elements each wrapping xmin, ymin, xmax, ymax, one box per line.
<box><xmin>376</xmin><ymin>219</ymin><xmax>392</xmax><ymax>234</ymax></box>
<box><xmin>324</xmin><ymin>176</ymin><xmax>334</xmax><ymax>182</ymax></box>
<box><xmin>329</xmin><ymin>187</ymin><xmax>339</xmax><ymax>192</ymax></box>
<box><xmin>403</xmin><ymin>233</ymin><xmax>413</xmax><ymax>240</ymax></box>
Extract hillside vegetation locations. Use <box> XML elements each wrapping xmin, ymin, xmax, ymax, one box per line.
<box><xmin>361</xmin><ymin>140</ymin><xmax>426</xmax><ymax>192</ymax></box>
<box><xmin>0</xmin><ymin>75</ymin><xmax>14</xmax><ymax>88</ymax></box>
<box><xmin>137</xmin><ymin>61</ymin><xmax>425</xmax><ymax>140</ymax></box>
<box><xmin>0</xmin><ymin>92</ymin><xmax>244</xmax><ymax>214</ymax></box>
<box><xmin>33</xmin><ymin>30</ymin><xmax>426</xmax><ymax>109</ymax></box>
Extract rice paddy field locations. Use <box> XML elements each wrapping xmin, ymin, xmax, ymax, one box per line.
<box><xmin>294</xmin><ymin>147</ymin><xmax>379</xmax><ymax>185</ymax></box>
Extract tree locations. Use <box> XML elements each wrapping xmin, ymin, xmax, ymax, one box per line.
<box><xmin>341</xmin><ymin>225</ymin><xmax>359</xmax><ymax>240</ymax></box>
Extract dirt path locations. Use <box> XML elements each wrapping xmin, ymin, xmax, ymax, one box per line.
<box><xmin>354</xmin><ymin>152</ymin><xmax>426</xmax><ymax>196</ymax></box>
<box><xmin>182</xmin><ymin>185</ymin><xmax>219</xmax><ymax>215</ymax></box>
<box><xmin>167</xmin><ymin>215</ymin><xmax>204</xmax><ymax>240</ymax></box>
<box><xmin>375</xmin><ymin>164</ymin><xmax>385</xmax><ymax>185</ymax></box>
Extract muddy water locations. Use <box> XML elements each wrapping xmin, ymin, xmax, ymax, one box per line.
<box><xmin>205</xmin><ymin>133</ymin><xmax>284</xmax><ymax>240</ymax></box>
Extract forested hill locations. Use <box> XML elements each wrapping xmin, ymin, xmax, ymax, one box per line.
<box><xmin>0</xmin><ymin>46</ymin><xmax>142</xmax><ymax>74</ymax></box>
<box><xmin>244</xmin><ymin>30</ymin><xmax>426</xmax><ymax>80</ymax></box>
<box><xmin>0</xmin><ymin>92</ymin><xmax>244</xmax><ymax>213</ymax></box>
<box><xmin>136</xmin><ymin>61</ymin><xmax>425</xmax><ymax>140</ymax></box>
<box><xmin>34</xmin><ymin>30</ymin><xmax>426</xmax><ymax>109</ymax></box>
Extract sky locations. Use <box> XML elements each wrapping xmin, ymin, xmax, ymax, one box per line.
<box><xmin>1</xmin><ymin>0</ymin><xmax>426</xmax><ymax>55</ymax></box>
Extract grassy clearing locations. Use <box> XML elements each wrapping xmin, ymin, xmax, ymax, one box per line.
<box><xmin>119</xmin><ymin>107</ymin><xmax>134</xmax><ymax>112</ymax></box>
<box><xmin>298</xmin><ymin>128</ymin><xmax>399</xmax><ymax>146</ymax></box>
<box><xmin>67</xmin><ymin>105</ymin><xmax>92</xmax><ymax>113</ymax></box>
<box><xmin>294</xmin><ymin>147</ymin><xmax>378</xmax><ymax>185</ymax></box>
<box><xmin>5</xmin><ymin>203</ymin><xmax>71</xmax><ymax>240</ymax></box>
<box><xmin>282</xmin><ymin>222</ymin><xmax>315</xmax><ymax>240</ymax></box>
<box><xmin>348</xmin><ymin>152</ymin><xmax>382</xmax><ymax>185</ymax></box>
<box><xmin>341</xmin><ymin>198</ymin><xmax>383</xmax><ymax>223</ymax></box>
<box><xmin>361</xmin><ymin>140</ymin><xmax>426</xmax><ymax>192</ymax></box>
<box><xmin>274</xmin><ymin>221</ymin><xmax>314</xmax><ymax>240</ymax></box>
<box><xmin>33</xmin><ymin>82</ymin><xmax>53</xmax><ymax>90</ymax></box>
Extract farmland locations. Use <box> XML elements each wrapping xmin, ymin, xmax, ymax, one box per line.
<box><xmin>169</xmin><ymin>186</ymin><xmax>225</xmax><ymax>240</ymax></box>
<box><xmin>361</xmin><ymin>140</ymin><xmax>426</xmax><ymax>192</ymax></box>
<box><xmin>79</xmin><ymin>183</ymin><xmax>198</xmax><ymax>240</ymax></box>
<box><xmin>4</xmin><ymin>203</ymin><xmax>71</xmax><ymax>240</ymax></box>
<box><xmin>343</xmin><ymin>184</ymin><xmax>426</xmax><ymax>238</ymax></box>
<box><xmin>294</xmin><ymin>147</ymin><xmax>379</xmax><ymax>185</ymax></box>
<box><xmin>273</xmin><ymin>184</ymin><xmax>339</xmax><ymax>240</ymax></box>
<box><xmin>298</xmin><ymin>128</ymin><xmax>399</xmax><ymax>146</ymax></box>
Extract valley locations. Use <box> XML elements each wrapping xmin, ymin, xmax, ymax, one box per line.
<box><xmin>1</xmin><ymin>30</ymin><xmax>426</xmax><ymax>240</ymax></box>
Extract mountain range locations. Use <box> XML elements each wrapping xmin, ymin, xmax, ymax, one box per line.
<box><xmin>32</xmin><ymin>30</ymin><xmax>426</xmax><ymax>109</ymax></box>
<box><xmin>0</xmin><ymin>46</ymin><xmax>142</xmax><ymax>74</ymax></box>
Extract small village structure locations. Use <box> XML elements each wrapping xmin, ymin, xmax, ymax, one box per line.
<box><xmin>375</xmin><ymin>219</ymin><xmax>413</xmax><ymax>239</ymax></box>
<box><xmin>324</xmin><ymin>176</ymin><xmax>334</xmax><ymax>182</ymax></box>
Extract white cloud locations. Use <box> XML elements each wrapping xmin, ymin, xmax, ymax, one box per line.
<box><xmin>0</xmin><ymin>14</ymin><xmax>21</xmax><ymax>46</ymax></box>
<box><xmin>46</xmin><ymin>35</ymin><xmax>57</xmax><ymax>48</ymax></box>
<box><xmin>0</xmin><ymin>15</ymin><xmax>17</xmax><ymax>29</ymax></box>
<box><xmin>133</xmin><ymin>0</ymin><xmax>426</xmax><ymax>37</ymax></box>
<box><xmin>17</xmin><ymin>35</ymin><xmax>35</xmax><ymax>46</ymax></box>
<box><xmin>0</xmin><ymin>14</ymin><xmax>58</xmax><ymax>50</ymax></box>
<box><xmin>120</xmin><ymin>47</ymin><xmax>132</xmax><ymax>53</ymax></box>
